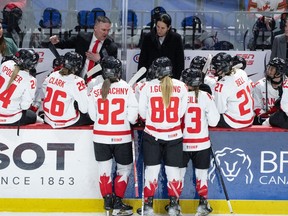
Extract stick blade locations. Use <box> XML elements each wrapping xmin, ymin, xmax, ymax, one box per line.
<box><xmin>202</xmin><ymin>53</ymin><xmax>213</xmax><ymax>75</ymax></box>
<box><xmin>128</xmin><ymin>67</ymin><xmax>147</xmax><ymax>86</ymax></box>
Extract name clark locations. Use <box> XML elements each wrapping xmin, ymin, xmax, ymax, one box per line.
<box><xmin>93</xmin><ymin>87</ymin><xmax>128</xmax><ymax>97</ymax></box>
<box><xmin>150</xmin><ymin>85</ymin><xmax>181</xmax><ymax>93</ymax></box>
<box><xmin>49</xmin><ymin>77</ymin><xmax>65</xmax><ymax>88</ymax></box>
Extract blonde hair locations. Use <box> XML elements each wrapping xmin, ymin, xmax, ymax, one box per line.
<box><xmin>160</xmin><ymin>76</ymin><xmax>173</xmax><ymax>108</ymax></box>
<box><xmin>59</xmin><ymin>67</ymin><xmax>70</xmax><ymax>76</ymax></box>
<box><xmin>189</xmin><ymin>86</ymin><xmax>200</xmax><ymax>103</ymax></box>
<box><xmin>6</xmin><ymin>65</ymin><xmax>20</xmax><ymax>90</ymax></box>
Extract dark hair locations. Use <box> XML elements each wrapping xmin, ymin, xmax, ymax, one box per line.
<box><xmin>157</xmin><ymin>13</ymin><xmax>171</xmax><ymax>27</ymax></box>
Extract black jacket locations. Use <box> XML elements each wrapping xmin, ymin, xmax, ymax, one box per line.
<box><xmin>138</xmin><ymin>28</ymin><xmax>184</xmax><ymax>80</ymax></box>
<box><xmin>55</xmin><ymin>32</ymin><xmax>118</xmax><ymax>77</ymax></box>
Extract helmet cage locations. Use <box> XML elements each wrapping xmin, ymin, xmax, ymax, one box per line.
<box><xmin>267</xmin><ymin>57</ymin><xmax>285</xmax><ymax>78</ymax></box>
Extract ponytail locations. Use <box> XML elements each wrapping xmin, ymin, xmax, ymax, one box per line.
<box><xmin>6</xmin><ymin>65</ymin><xmax>20</xmax><ymax>90</ymax></box>
<box><xmin>160</xmin><ymin>76</ymin><xmax>173</xmax><ymax>108</ymax></box>
<box><xmin>101</xmin><ymin>79</ymin><xmax>111</xmax><ymax>100</ymax></box>
<box><xmin>59</xmin><ymin>67</ymin><xmax>71</xmax><ymax>76</ymax></box>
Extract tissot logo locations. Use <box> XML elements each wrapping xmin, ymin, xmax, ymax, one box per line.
<box><xmin>208</xmin><ymin>147</ymin><xmax>253</xmax><ymax>184</ymax></box>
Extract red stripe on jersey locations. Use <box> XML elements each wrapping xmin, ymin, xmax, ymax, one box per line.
<box><xmin>93</xmin><ymin>130</ymin><xmax>131</xmax><ymax>136</ymax></box>
<box><xmin>183</xmin><ymin>137</ymin><xmax>210</xmax><ymax>143</ymax></box>
<box><xmin>224</xmin><ymin>113</ymin><xmax>254</xmax><ymax>124</ymax></box>
<box><xmin>146</xmin><ymin>124</ymin><xmax>181</xmax><ymax>132</ymax></box>
<box><xmin>0</xmin><ymin>111</ymin><xmax>22</xmax><ymax>117</ymax></box>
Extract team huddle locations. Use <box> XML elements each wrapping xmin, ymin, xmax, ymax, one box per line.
<box><xmin>0</xmin><ymin>48</ymin><xmax>287</xmax><ymax>216</ymax></box>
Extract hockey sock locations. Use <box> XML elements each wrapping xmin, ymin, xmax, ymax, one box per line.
<box><xmin>195</xmin><ymin>168</ymin><xmax>208</xmax><ymax>198</ymax></box>
<box><xmin>98</xmin><ymin>159</ymin><xmax>113</xmax><ymax>197</ymax></box>
<box><xmin>166</xmin><ymin>165</ymin><xmax>182</xmax><ymax>197</ymax></box>
<box><xmin>144</xmin><ymin>164</ymin><xmax>160</xmax><ymax>202</ymax></box>
<box><xmin>114</xmin><ymin>162</ymin><xmax>132</xmax><ymax>198</ymax></box>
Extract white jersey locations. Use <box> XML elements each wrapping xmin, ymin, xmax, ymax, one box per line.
<box><xmin>281</xmin><ymin>78</ymin><xmax>288</xmax><ymax>115</ymax></box>
<box><xmin>139</xmin><ymin>78</ymin><xmax>188</xmax><ymax>140</ymax></box>
<box><xmin>88</xmin><ymin>79</ymin><xmax>138</xmax><ymax>144</ymax></box>
<box><xmin>42</xmin><ymin>71</ymin><xmax>89</xmax><ymax>128</ymax></box>
<box><xmin>0</xmin><ymin>60</ymin><xmax>36</xmax><ymax>124</ymax></box>
<box><xmin>253</xmin><ymin>77</ymin><xmax>280</xmax><ymax>115</ymax></box>
<box><xmin>214</xmin><ymin>69</ymin><xmax>254</xmax><ymax>128</ymax></box>
<box><xmin>87</xmin><ymin>75</ymin><xmax>104</xmax><ymax>92</ymax></box>
<box><xmin>204</xmin><ymin>75</ymin><xmax>217</xmax><ymax>95</ymax></box>
<box><xmin>183</xmin><ymin>90</ymin><xmax>220</xmax><ymax>152</ymax></box>
<box><xmin>133</xmin><ymin>80</ymin><xmax>146</xmax><ymax>102</ymax></box>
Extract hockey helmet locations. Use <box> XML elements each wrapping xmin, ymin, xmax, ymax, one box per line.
<box><xmin>267</xmin><ymin>57</ymin><xmax>285</xmax><ymax>77</ymax></box>
<box><xmin>181</xmin><ymin>68</ymin><xmax>202</xmax><ymax>87</ymax></box>
<box><xmin>14</xmin><ymin>49</ymin><xmax>39</xmax><ymax>71</ymax></box>
<box><xmin>63</xmin><ymin>51</ymin><xmax>83</xmax><ymax>74</ymax></box>
<box><xmin>211</xmin><ymin>52</ymin><xmax>232</xmax><ymax>75</ymax></box>
<box><xmin>232</xmin><ymin>55</ymin><xmax>246</xmax><ymax>70</ymax></box>
<box><xmin>190</xmin><ymin>56</ymin><xmax>207</xmax><ymax>70</ymax></box>
<box><xmin>146</xmin><ymin>65</ymin><xmax>156</xmax><ymax>81</ymax></box>
<box><xmin>101</xmin><ymin>56</ymin><xmax>122</xmax><ymax>80</ymax></box>
<box><xmin>53</xmin><ymin>55</ymin><xmax>65</xmax><ymax>69</ymax></box>
<box><xmin>152</xmin><ymin>57</ymin><xmax>172</xmax><ymax>79</ymax></box>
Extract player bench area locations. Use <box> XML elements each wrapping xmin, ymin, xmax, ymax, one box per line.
<box><xmin>0</xmin><ymin>124</ymin><xmax>287</xmax><ymax>214</ymax></box>
<box><xmin>0</xmin><ymin>123</ymin><xmax>287</xmax><ymax>131</ymax></box>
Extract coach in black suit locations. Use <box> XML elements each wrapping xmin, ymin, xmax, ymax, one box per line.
<box><xmin>49</xmin><ymin>16</ymin><xmax>118</xmax><ymax>79</ymax></box>
<box><xmin>138</xmin><ymin>13</ymin><xmax>184</xmax><ymax>80</ymax></box>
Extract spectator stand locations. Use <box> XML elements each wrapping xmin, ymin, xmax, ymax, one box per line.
<box><xmin>114</xmin><ymin>9</ymin><xmax>139</xmax><ymax>48</ymax></box>
<box><xmin>75</xmin><ymin>7</ymin><xmax>106</xmax><ymax>32</ymax></box>
<box><xmin>241</xmin><ymin>11</ymin><xmax>283</xmax><ymax>51</ymax></box>
<box><xmin>181</xmin><ymin>15</ymin><xmax>202</xmax><ymax>49</ymax></box>
<box><xmin>1</xmin><ymin>3</ymin><xmax>24</xmax><ymax>47</ymax></box>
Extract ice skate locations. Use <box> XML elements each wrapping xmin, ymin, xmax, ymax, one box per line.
<box><xmin>195</xmin><ymin>196</ymin><xmax>213</xmax><ymax>216</ymax></box>
<box><xmin>104</xmin><ymin>194</ymin><xmax>113</xmax><ymax>216</ymax></box>
<box><xmin>137</xmin><ymin>196</ymin><xmax>154</xmax><ymax>216</ymax></box>
<box><xmin>112</xmin><ymin>196</ymin><xmax>133</xmax><ymax>216</ymax></box>
<box><xmin>167</xmin><ymin>196</ymin><xmax>182</xmax><ymax>216</ymax></box>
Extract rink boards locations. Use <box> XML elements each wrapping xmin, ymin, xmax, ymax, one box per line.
<box><xmin>0</xmin><ymin>124</ymin><xmax>287</xmax><ymax>214</ymax></box>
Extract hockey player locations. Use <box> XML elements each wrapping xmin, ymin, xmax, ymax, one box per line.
<box><xmin>88</xmin><ymin>56</ymin><xmax>138</xmax><ymax>216</ymax></box>
<box><xmin>137</xmin><ymin>57</ymin><xmax>188</xmax><ymax>216</ymax></box>
<box><xmin>190</xmin><ymin>56</ymin><xmax>212</xmax><ymax>95</ymax></box>
<box><xmin>211</xmin><ymin>52</ymin><xmax>254</xmax><ymax>128</ymax></box>
<box><xmin>180</xmin><ymin>68</ymin><xmax>220</xmax><ymax>216</ymax></box>
<box><xmin>42</xmin><ymin>51</ymin><xmax>93</xmax><ymax>128</ymax></box>
<box><xmin>232</xmin><ymin>55</ymin><xmax>246</xmax><ymax>70</ymax></box>
<box><xmin>0</xmin><ymin>49</ymin><xmax>39</xmax><ymax>125</ymax></box>
<box><xmin>253</xmin><ymin>57</ymin><xmax>285</xmax><ymax>124</ymax></box>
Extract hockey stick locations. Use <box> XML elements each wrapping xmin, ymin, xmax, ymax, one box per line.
<box><xmin>131</xmin><ymin>129</ymin><xmax>139</xmax><ymax>197</ymax></box>
<box><xmin>48</xmin><ymin>42</ymin><xmax>61</xmax><ymax>59</ymax></box>
<box><xmin>128</xmin><ymin>67</ymin><xmax>147</xmax><ymax>86</ymax></box>
<box><xmin>202</xmin><ymin>53</ymin><xmax>213</xmax><ymax>75</ymax></box>
<box><xmin>86</xmin><ymin>63</ymin><xmax>102</xmax><ymax>79</ymax></box>
<box><xmin>264</xmin><ymin>52</ymin><xmax>268</xmax><ymax>112</ymax></box>
<box><xmin>210</xmin><ymin>144</ymin><xmax>233</xmax><ymax>214</ymax></box>
<box><xmin>243</xmin><ymin>29</ymin><xmax>249</xmax><ymax>51</ymax></box>
<box><xmin>141</xmin><ymin>163</ymin><xmax>145</xmax><ymax>216</ymax></box>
